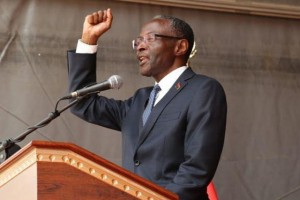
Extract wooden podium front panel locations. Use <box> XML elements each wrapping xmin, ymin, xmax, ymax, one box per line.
<box><xmin>0</xmin><ymin>163</ymin><xmax>38</xmax><ymax>200</ymax></box>
<box><xmin>37</xmin><ymin>162</ymin><xmax>137</xmax><ymax>200</ymax></box>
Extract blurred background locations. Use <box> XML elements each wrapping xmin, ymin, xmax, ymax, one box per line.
<box><xmin>0</xmin><ymin>0</ymin><xmax>299</xmax><ymax>199</ymax></box>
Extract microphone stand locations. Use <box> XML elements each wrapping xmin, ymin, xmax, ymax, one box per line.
<box><xmin>0</xmin><ymin>96</ymin><xmax>84</xmax><ymax>164</ymax></box>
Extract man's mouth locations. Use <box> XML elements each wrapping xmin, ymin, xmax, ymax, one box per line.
<box><xmin>138</xmin><ymin>56</ymin><xmax>148</xmax><ymax>66</ymax></box>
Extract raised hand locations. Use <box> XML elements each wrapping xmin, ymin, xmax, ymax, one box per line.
<box><xmin>81</xmin><ymin>8</ymin><xmax>113</xmax><ymax>45</ymax></box>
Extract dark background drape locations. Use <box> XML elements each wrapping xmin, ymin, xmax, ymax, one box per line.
<box><xmin>1</xmin><ymin>0</ymin><xmax>299</xmax><ymax>199</ymax></box>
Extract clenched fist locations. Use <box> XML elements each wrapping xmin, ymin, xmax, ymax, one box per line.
<box><xmin>81</xmin><ymin>8</ymin><xmax>113</xmax><ymax>45</ymax></box>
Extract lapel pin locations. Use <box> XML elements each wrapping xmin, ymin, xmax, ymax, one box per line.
<box><xmin>175</xmin><ymin>82</ymin><xmax>181</xmax><ymax>90</ymax></box>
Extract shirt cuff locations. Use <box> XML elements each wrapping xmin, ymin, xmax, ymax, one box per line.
<box><xmin>76</xmin><ymin>39</ymin><xmax>98</xmax><ymax>54</ymax></box>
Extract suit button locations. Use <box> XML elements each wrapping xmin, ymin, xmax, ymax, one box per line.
<box><xmin>134</xmin><ymin>160</ymin><xmax>140</xmax><ymax>166</ymax></box>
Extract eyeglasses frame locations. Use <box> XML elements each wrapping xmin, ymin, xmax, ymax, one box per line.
<box><xmin>132</xmin><ymin>33</ymin><xmax>184</xmax><ymax>50</ymax></box>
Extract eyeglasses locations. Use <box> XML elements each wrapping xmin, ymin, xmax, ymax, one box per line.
<box><xmin>132</xmin><ymin>33</ymin><xmax>183</xmax><ymax>50</ymax></box>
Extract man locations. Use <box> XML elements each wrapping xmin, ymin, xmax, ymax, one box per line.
<box><xmin>68</xmin><ymin>8</ymin><xmax>227</xmax><ymax>200</ymax></box>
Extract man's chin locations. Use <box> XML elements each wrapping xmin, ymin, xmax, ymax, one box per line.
<box><xmin>139</xmin><ymin>66</ymin><xmax>151</xmax><ymax>77</ymax></box>
<box><xmin>140</xmin><ymin>72</ymin><xmax>151</xmax><ymax>77</ymax></box>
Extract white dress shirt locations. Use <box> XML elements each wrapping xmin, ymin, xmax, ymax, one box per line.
<box><xmin>154</xmin><ymin>66</ymin><xmax>188</xmax><ymax>105</ymax></box>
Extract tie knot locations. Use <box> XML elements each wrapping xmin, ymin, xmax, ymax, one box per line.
<box><xmin>142</xmin><ymin>84</ymin><xmax>161</xmax><ymax>125</ymax></box>
<box><xmin>153</xmin><ymin>84</ymin><xmax>161</xmax><ymax>93</ymax></box>
<box><xmin>151</xmin><ymin>85</ymin><xmax>161</xmax><ymax>102</ymax></box>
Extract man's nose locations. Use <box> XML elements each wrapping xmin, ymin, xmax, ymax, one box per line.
<box><xmin>136</xmin><ymin>40</ymin><xmax>147</xmax><ymax>51</ymax></box>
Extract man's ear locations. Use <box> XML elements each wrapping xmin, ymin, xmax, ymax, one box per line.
<box><xmin>174</xmin><ymin>39</ymin><xmax>188</xmax><ymax>56</ymax></box>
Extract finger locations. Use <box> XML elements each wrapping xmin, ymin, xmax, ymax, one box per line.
<box><xmin>106</xmin><ymin>8</ymin><xmax>113</xmax><ymax>26</ymax></box>
<box><xmin>103</xmin><ymin>10</ymin><xmax>107</xmax><ymax>21</ymax></box>
<box><xmin>97</xmin><ymin>10</ymin><xmax>104</xmax><ymax>23</ymax></box>
<box><xmin>93</xmin><ymin>12</ymin><xmax>99</xmax><ymax>24</ymax></box>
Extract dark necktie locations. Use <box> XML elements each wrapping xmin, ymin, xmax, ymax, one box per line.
<box><xmin>142</xmin><ymin>85</ymin><xmax>161</xmax><ymax>125</ymax></box>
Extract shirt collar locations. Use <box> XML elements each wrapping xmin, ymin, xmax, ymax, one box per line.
<box><xmin>155</xmin><ymin>66</ymin><xmax>188</xmax><ymax>92</ymax></box>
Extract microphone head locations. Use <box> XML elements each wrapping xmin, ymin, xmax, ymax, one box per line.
<box><xmin>108</xmin><ymin>75</ymin><xmax>123</xmax><ymax>89</ymax></box>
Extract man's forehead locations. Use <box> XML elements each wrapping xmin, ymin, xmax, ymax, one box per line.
<box><xmin>140</xmin><ymin>19</ymin><xmax>171</xmax><ymax>34</ymax></box>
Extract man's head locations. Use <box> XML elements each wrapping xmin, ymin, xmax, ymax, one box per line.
<box><xmin>133</xmin><ymin>16</ymin><xmax>194</xmax><ymax>82</ymax></box>
<box><xmin>153</xmin><ymin>15</ymin><xmax>194</xmax><ymax>62</ymax></box>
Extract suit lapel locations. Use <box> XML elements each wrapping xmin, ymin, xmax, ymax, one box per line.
<box><xmin>136</xmin><ymin>68</ymin><xmax>196</xmax><ymax>149</ymax></box>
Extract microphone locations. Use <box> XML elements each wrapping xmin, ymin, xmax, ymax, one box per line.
<box><xmin>64</xmin><ymin>75</ymin><xmax>123</xmax><ymax>99</ymax></box>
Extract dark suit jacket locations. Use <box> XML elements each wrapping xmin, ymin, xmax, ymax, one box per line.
<box><xmin>67</xmin><ymin>50</ymin><xmax>227</xmax><ymax>200</ymax></box>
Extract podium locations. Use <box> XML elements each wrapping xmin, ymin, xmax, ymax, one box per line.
<box><xmin>0</xmin><ymin>141</ymin><xmax>178</xmax><ymax>200</ymax></box>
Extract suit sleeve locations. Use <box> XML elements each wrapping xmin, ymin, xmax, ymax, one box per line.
<box><xmin>67</xmin><ymin>50</ymin><xmax>131</xmax><ymax>131</ymax></box>
<box><xmin>166</xmin><ymin>78</ymin><xmax>227</xmax><ymax>200</ymax></box>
